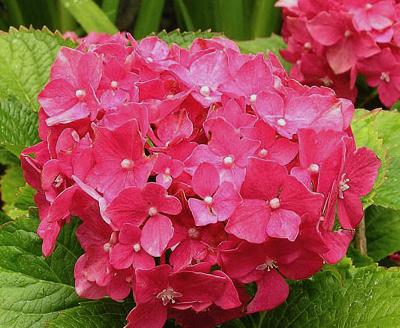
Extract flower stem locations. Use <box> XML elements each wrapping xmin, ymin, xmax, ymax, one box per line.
<box><xmin>355</xmin><ymin>217</ymin><xmax>367</xmax><ymax>256</ymax></box>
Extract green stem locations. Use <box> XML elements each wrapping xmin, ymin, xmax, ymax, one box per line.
<box><xmin>133</xmin><ymin>0</ymin><xmax>165</xmax><ymax>39</ymax></box>
<box><xmin>355</xmin><ymin>217</ymin><xmax>368</xmax><ymax>256</ymax></box>
<box><xmin>251</xmin><ymin>0</ymin><xmax>280</xmax><ymax>38</ymax></box>
<box><xmin>358</xmin><ymin>89</ymin><xmax>378</xmax><ymax>108</ymax></box>
<box><xmin>258</xmin><ymin>312</ymin><xmax>267</xmax><ymax>328</ymax></box>
<box><xmin>102</xmin><ymin>0</ymin><xmax>120</xmax><ymax>23</ymax></box>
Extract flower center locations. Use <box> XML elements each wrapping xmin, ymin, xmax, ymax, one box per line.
<box><xmin>380</xmin><ymin>72</ymin><xmax>390</xmax><ymax>82</ymax></box>
<box><xmin>304</xmin><ymin>42</ymin><xmax>312</xmax><ymax>50</ymax></box>
<box><xmin>53</xmin><ymin>174</ymin><xmax>64</xmax><ymax>188</ymax></box>
<box><xmin>156</xmin><ymin>287</ymin><xmax>183</xmax><ymax>306</ymax></box>
<box><xmin>308</xmin><ymin>163</ymin><xmax>320</xmax><ymax>174</ymax></box>
<box><xmin>146</xmin><ymin>56</ymin><xmax>154</xmax><ymax>63</ymax></box>
<box><xmin>344</xmin><ymin>30</ymin><xmax>352</xmax><ymax>38</ymax></box>
<box><xmin>320</xmin><ymin>76</ymin><xmax>333</xmax><ymax>86</ymax></box>
<box><xmin>339</xmin><ymin>177</ymin><xmax>350</xmax><ymax>199</ymax></box>
<box><xmin>258</xmin><ymin>148</ymin><xmax>268</xmax><ymax>158</ymax></box>
<box><xmin>365</xmin><ymin>3</ymin><xmax>372</xmax><ymax>10</ymax></box>
<box><xmin>133</xmin><ymin>243</ymin><xmax>141</xmax><ymax>252</ymax></box>
<box><xmin>120</xmin><ymin>159</ymin><xmax>134</xmax><ymax>169</ymax></box>
<box><xmin>110</xmin><ymin>80</ymin><xmax>118</xmax><ymax>89</ymax></box>
<box><xmin>103</xmin><ymin>242</ymin><xmax>111</xmax><ymax>252</ymax></box>
<box><xmin>75</xmin><ymin>89</ymin><xmax>86</xmax><ymax>100</ymax></box>
<box><xmin>277</xmin><ymin>118</ymin><xmax>286</xmax><ymax>127</ymax></box>
<box><xmin>223</xmin><ymin>155</ymin><xmax>234</xmax><ymax>167</ymax></box>
<box><xmin>164</xmin><ymin>167</ymin><xmax>171</xmax><ymax>175</ymax></box>
<box><xmin>188</xmin><ymin>227</ymin><xmax>200</xmax><ymax>239</ymax></box>
<box><xmin>269</xmin><ymin>197</ymin><xmax>280</xmax><ymax>209</ymax></box>
<box><xmin>200</xmin><ymin>85</ymin><xmax>211</xmax><ymax>97</ymax></box>
<box><xmin>256</xmin><ymin>259</ymin><xmax>278</xmax><ymax>271</ymax></box>
<box><xmin>204</xmin><ymin>196</ymin><xmax>213</xmax><ymax>205</ymax></box>
<box><xmin>148</xmin><ymin>207</ymin><xmax>158</xmax><ymax>216</ymax></box>
<box><xmin>249</xmin><ymin>94</ymin><xmax>257</xmax><ymax>104</ymax></box>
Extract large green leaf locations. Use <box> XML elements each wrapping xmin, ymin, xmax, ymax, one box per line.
<box><xmin>0</xmin><ymin>27</ymin><xmax>75</xmax><ymax>110</ymax></box>
<box><xmin>60</xmin><ymin>0</ymin><xmax>118</xmax><ymax>34</ymax></box>
<box><xmin>0</xmin><ymin>164</ymin><xmax>25</xmax><ymax>214</ymax></box>
<box><xmin>156</xmin><ymin>29</ymin><xmax>221</xmax><ymax>48</ymax></box>
<box><xmin>351</xmin><ymin>109</ymin><xmax>400</xmax><ymax>210</ymax></box>
<box><xmin>0</xmin><ymin>99</ymin><xmax>39</xmax><ymax>157</ymax></box>
<box><xmin>258</xmin><ymin>264</ymin><xmax>400</xmax><ymax>327</ymax></box>
<box><xmin>365</xmin><ymin>205</ymin><xmax>400</xmax><ymax>261</ymax></box>
<box><xmin>0</xmin><ymin>214</ymin><xmax>132</xmax><ymax>327</ymax></box>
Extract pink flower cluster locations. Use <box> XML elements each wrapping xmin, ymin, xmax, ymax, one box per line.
<box><xmin>21</xmin><ymin>33</ymin><xmax>380</xmax><ymax>328</ymax></box>
<box><xmin>278</xmin><ymin>0</ymin><xmax>400</xmax><ymax>106</ymax></box>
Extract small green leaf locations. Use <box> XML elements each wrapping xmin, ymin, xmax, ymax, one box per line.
<box><xmin>260</xmin><ymin>264</ymin><xmax>400</xmax><ymax>327</ymax></box>
<box><xmin>156</xmin><ymin>29</ymin><xmax>221</xmax><ymax>48</ymax></box>
<box><xmin>365</xmin><ymin>205</ymin><xmax>400</xmax><ymax>261</ymax></box>
<box><xmin>352</xmin><ymin>109</ymin><xmax>400</xmax><ymax>210</ymax></box>
<box><xmin>0</xmin><ymin>27</ymin><xmax>75</xmax><ymax>110</ymax></box>
<box><xmin>236</xmin><ymin>34</ymin><xmax>291</xmax><ymax>71</ymax></box>
<box><xmin>60</xmin><ymin>0</ymin><xmax>118</xmax><ymax>34</ymax></box>
<box><xmin>0</xmin><ymin>214</ymin><xmax>132</xmax><ymax>327</ymax></box>
<box><xmin>0</xmin><ymin>99</ymin><xmax>39</xmax><ymax>157</ymax></box>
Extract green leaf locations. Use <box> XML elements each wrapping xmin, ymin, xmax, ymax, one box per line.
<box><xmin>156</xmin><ymin>29</ymin><xmax>221</xmax><ymax>48</ymax></box>
<box><xmin>365</xmin><ymin>205</ymin><xmax>400</xmax><ymax>261</ymax></box>
<box><xmin>14</xmin><ymin>184</ymin><xmax>36</xmax><ymax>211</ymax></box>
<box><xmin>0</xmin><ymin>27</ymin><xmax>75</xmax><ymax>110</ymax></box>
<box><xmin>260</xmin><ymin>265</ymin><xmax>400</xmax><ymax>327</ymax></box>
<box><xmin>352</xmin><ymin>109</ymin><xmax>400</xmax><ymax>210</ymax></box>
<box><xmin>0</xmin><ymin>99</ymin><xmax>39</xmax><ymax>157</ymax></box>
<box><xmin>60</xmin><ymin>0</ymin><xmax>118</xmax><ymax>34</ymax></box>
<box><xmin>236</xmin><ymin>34</ymin><xmax>291</xmax><ymax>71</ymax></box>
<box><xmin>0</xmin><ymin>164</ymin><xmax>25</xmax><ymax>213</ymax></box>
<box><xmin>0</xmin><ymin>214</ymin><xmax>131</xmax><ymax>327</ymax></box>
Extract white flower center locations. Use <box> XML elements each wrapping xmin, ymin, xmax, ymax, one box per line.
<box><xmin>188</xmin><ymin>227</ymin><xmax>200</xmax><ymax>239</ymax></box>
<box><xmin>269</xmin><ymin>197</ymin><xmax>280</xmax><ymax>209</ymax></box>
<box><xmin>304</xmin><ymin>42</ymin><xmax>312</xmax><ymax>50</ymax></box>
<box><xmin>146</xmin><ymin>56</ymin><xmax>154</xmax><ymax>63</ymax></box>
<box><xmin>344</xmin><ymin>30</ymin><xmax>352</xmax><ymax>38</ymax></box>
<box><xmin>339</xmin><ymin>178</ymin><xmax>350</xmax><ymax>199</ymax></box>
<box><xmin>258</xmin><ymin>148</ymin><xmax>268</xmax><ymax>158</ymax></box>
<box><xmin>133</xmin><ymin>243</ymin><xmax>141</xmax><ymax>252</ymax></box>
<box><xmin>380</xmin><ymin>72</ymin><xmax>390</xmax><ymax>82</ymax></box>
<box><xmin>53</xmin><ymin>175</ymin><xmax>64</xmax><ymax>188</ymax></box>
<box><xmin>200</xmin><ymin>85</ymin><xmax>211</xmax><ymax>97</ymax></box>
<box><xmin>249</xmin><ymin>94</ymin><xmax>257</xmax><ymax>104</ymax></box>
<box><xmin>120</xmin><ymin>159</ymin><xmax>134</xmax><ymax>169</ymax></box>
<box><xmin>156</xmin><ymin>287</ymin><xmax>183</xmax><ymax>306</ymax></box>
<box><xmin>204</xmin><ymin>196</ymin><xmax>213</xmax><ymax>205</ymax></box>
<box><xmin>164</xmin><ymin>167</ymin><xmax>171</xmax><ymax>175</ymax></box>
<box><xmin>256</xmin><ymin>259</ymin><xmax>278</xmax><ymax>271</ymax></box>
<box><xmin>75</xmin><ymin>89</ymin><xmax>86</xmax><ymax>99</ymax></box>
<box><xmin>103</xmin><ymin>242</ymin><xmax>111</xmax><ymax>252</ymax></box>
<box><xmin>148</xmin><ymin>207</ymin><xmax>158</xmax><ymax>216</ymax></box>
<box><xmin>365</xmin><ymin>3</ymin><xmax>372</xmax><ymax>10</ymax></box>
<box><xmin>308</xmin><ymin>163</ymin><xmax>320</xmax><ymax>174</ymax></box>
<box><xmin>222</xmin><ymin>156</ymin><xmax>234</xmax><ymax>167</ymax></box>
<box><xmin>320</xmin><ymin>76</ymin><xmax>333</xmax><ymax>86</ymax></box>
<box><xmin>110</xmin><ymin>80</ymin><xmax>118</xmax><ymax>88</ymax></box>
<box><xmin>277</xmin><ymin>118</ymin><xmax>286</xmax><ymax>127</ymax></box>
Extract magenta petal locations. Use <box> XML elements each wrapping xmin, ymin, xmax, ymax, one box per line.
<box><xmin>188</xmin><ymin>198</ymin><xmax>218</xmax><ymax>226</ymax></box>
<box><xmin>127</xmin><ymin>302</ymin><xmax>167</xmax><ymax>328</ymax></box>
<box><xmin>141</xmin><ymin>214</ymin><xmax>174</xmax><ymax>257</ymax></box>
<box><xmin>192</xmin><ymin>163</ymin><xmax>220</xmax><ymax>198</ymax></box>
<box><xmin>212</xmin><ymin>181</ymin><xmax>242</xmax><ymax>221</ymax></box>
<box><xmin>109</xmin><ymin>243</ymin><xmax>134</xmax><ymax>270</ymax></box>
<box><xmin>225</xmin><ymin>199</ymin><xmax>269</xmax><ymax>243</ymax></box>
<box><xmin>338</xmin><ymin>191</ymin><xmax>364</xmax><ymax>229</ymax></box>
<box><xmin>266</xmin><ymin>209</ymin><xmax>301</xmax><ymax>241</ymax></box>
<box><xmin>247</xmin><ymin>270</ymin><xmax>289</xmax><ymax>314</ymax></box>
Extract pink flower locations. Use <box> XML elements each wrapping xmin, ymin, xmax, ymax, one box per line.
<box><xmin>226</xmin><ymin>158</ymin><xmax>324</xmax><ymax>243</ymax></box>
<box><xmin>38</xmin><ymin>47</ymin><xmax>101</xmax><ymax>126</ymax></box>
<box><xmin>335</xmin><ymin>140</ymin><xmax>381</xmax><ymax>229</ymax></box>
<box><xmin>87</xmin><ymin>119</ymin><xmax>154</xmax><ymax>200</ymax></box>
<box><xmin>105</xmin><ymin>183</ymin><xmax>181</xmax><ymax>256</ymax></box>
<box><xmin>358</xmin><ymin>47</ymin><xmax>400</xmax><ymax>106</ymax></box>
<box><xmin>188</xmin><ymin>163</ymin><xmax>241</xmax><ymax>226</ymax></box>
<box><xmin>126</xmin><ymin>265</ymin><xmax>241</xmax><ymax>328</ymax></box>
<box><xmin>307</xmin><ymin>11</ymin><xmax>380</xmax><ymax>74</ymax></box>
